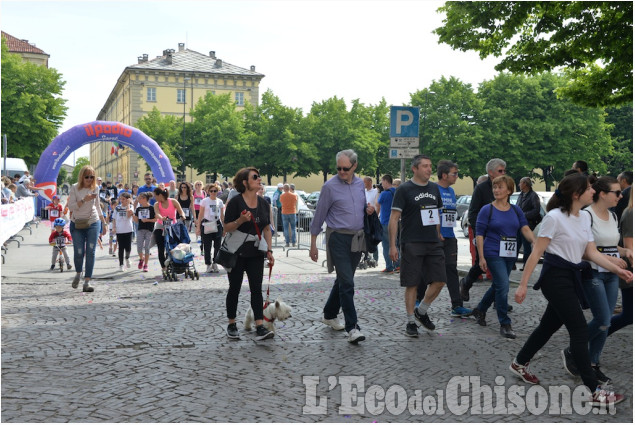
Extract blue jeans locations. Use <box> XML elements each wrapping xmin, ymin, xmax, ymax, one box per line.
<box><xmin>381</xmin><ymin>226</ymin><xmax>398</xmax><ymax>271</ymax></box>
<box><xmin>582</xmin><ymin>269</ymin><xmax>619</xmax><ymax>365</ymax></box>
<box><xmin>608</xmin><ymin>287</ymin><xmax>633</xmax><ymax>336</ymax></box>
<box><xmin>324</xmin><ymin>232</ymin><xmax>363</xmax><ymax>332</ymax></box>
<box><xmin>281</xmin><ymin>213</ymin><xmax>296</xmax><ymax>244</ymax></box>
<box><xmin>477</xmin><ymin>256</ymin><xmax>515</xmax><ymax>325</ymax></box>
<box><xmin>518</xmin><ymin>229</ymin><xmax>532</xmax><ymax>266</ymax></box>
<box><xmin>70</xmin><ymin>221</ymin><xmax>100</xmax><ymax>278</ymax></box>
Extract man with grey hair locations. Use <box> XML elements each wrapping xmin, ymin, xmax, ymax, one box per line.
<box><xmin>460</xmin><ymin>158</ymin><xmax>507</xmax><ymax>302</ymax></box>
<box><xmin>310</xmin><ymin>149</ymin><xmax>374</xmax><ymax>344</ymax></box>
<box><xmin>517</xmin><ymin>177</ymin><xmax>541</xmax><ymax>269</ymax></box>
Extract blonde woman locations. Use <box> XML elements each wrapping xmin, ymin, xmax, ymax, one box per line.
<box><xmin>192</xmin><ymin>180</ymin><xmax>205</xmax><ymax>223</ymax></box>
<box><xmin>196</xmin><ymin>183</ymin><xmax>225</xmax><ymax>273</ymax></box>
<box><xmin>67</xmin><ymin>166</ymin><xmax>108</xmax><ymax>292</ymax></box>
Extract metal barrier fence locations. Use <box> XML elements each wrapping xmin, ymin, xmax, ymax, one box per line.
<box><xmin>271</xmin><ymin>207</ymin><xmax>327</xmax><ymax>266</ymax></box>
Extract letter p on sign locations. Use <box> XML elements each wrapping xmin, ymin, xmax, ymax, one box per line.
<box><xmin>390</xmin><ymin>106</ymin><xmax>420</xmax><ymax>138</ymax></box>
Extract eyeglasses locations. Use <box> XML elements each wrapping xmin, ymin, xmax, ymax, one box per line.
<box><xmin>337</xmin><ymin>166</ymin><xmax>352</xmax><ymax>172</ymax></box>
<box><xmin>448</xmin><ymin>172</ymin><xmax>459</xmax><ymax>177</ymax></box>
<box><xmin>209</xmin><ymin>190</ymin><xmax>218</xmax><ymax>193</ymax></box>
<box><xmin>497</xmin><ymin>169</ymin><xmax>506</xmax><ymax>174</ymax></box>
<box><xmin>251</xmin><ymin>174</ymin><xmax>261</xmax><ymax>180</ymax></box>
<box><xmin>84</xmin><ymin>176</ymin><xmax>95</xmax><ymax>179</ymax></box>
<box><xmin>607</xmin><ymin>190</ymin><xmax>622</xmax><ymax>196</ymax></box>
<box><xmin>145</xmin><ymin>179</ymin><xmax>152</xmax><ymax>181</ymax></box>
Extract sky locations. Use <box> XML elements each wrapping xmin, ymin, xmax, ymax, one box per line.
<box><xmin>1</xmin><ymin>0</ymin><xmax>502</xmax><ymax>165</ymax></box>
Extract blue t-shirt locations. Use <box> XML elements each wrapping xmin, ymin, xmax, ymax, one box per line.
<box><xmin>137</xmin><ymin>185</ymin><xmax>157</xmax><ymax>205</ymax></box>
<box><xmin>377</xmin><ymin>187</ymin><xmax>395</xmax><ymax>226</ymax></box>
<box><xmin>476</xmin><ymin>204</ymin><xmax>528</xmax><ymax>258</ymax></box>
<box><xmin>437</xmin><ymin>184</ymin><xmax>456</xmax><ymax>239</ymax></box>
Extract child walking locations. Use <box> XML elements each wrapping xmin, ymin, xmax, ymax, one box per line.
<box><xmin>134</xmin><ymin>192</ymin><xmax>156</xmax><ymax>272</ymax></box>
<box><xmin>49</xmin><ymin>218</ymin><xmax>72</xmax><ymax>270</ymax></box>
<box><xmin>113</xmin><ymin>192</ymin><xmax>134</xmax><ymax>272</ymax></box>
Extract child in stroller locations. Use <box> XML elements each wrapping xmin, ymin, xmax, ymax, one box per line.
<box><xmin>162</xmin><ymin>219</ymin><xmax>199</xmax><ymax>281</ymax></box>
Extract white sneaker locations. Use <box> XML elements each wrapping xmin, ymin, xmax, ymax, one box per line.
<box><xmin>126</xmin><ymin>259</ymin><xmax>131</xmax><ymax>268</ymax></box>
<box><xmin>348</xmin><ymin>328</ymin><xmax>366</xmax><ymax>344</ymax></box>
<box><xmin>321</xmin><ymin>317</ymin><xmax>345</xmax><ymax>331</ymax></box>
<box><xmin>120</xmin><ymin>265</ymin><xmax>126</xmax><ymax>272</ymax></box>
<box><xmin>206</xmin><ymin>264</ymin><xmax>213</xmax><ymax>273</ymax></box>
<box><xmin>212</xmin><ymin>263</ymin><xmax>219</xmax><ymax>273</ymax></box>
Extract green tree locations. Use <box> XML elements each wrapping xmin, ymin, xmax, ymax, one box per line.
<box><xmin>604</xmin><ymin>104</ymin><xmax>633</xmax><ymax>176</ymax></box>
<box><xmin>243</xmin><ymin>90</ymin><xmax>308</xmax><ymax>184</ymax></box>
<box><xmin>369</xmin><ymin>99</ymin><xmax>400</xmax><ymax>181</ymax></box>
<box><xmin>70</xmin><ymin>156</ymin><xmax>90</xmax><ymax>184</ymax></box>
<box><xmin>135</xmin><ymin>107</ymin><xmax>183</xmax><ymax>173</ymax></box>
<box><xmin>187</xmin><ymin>93</ymin><xmax>246</xmax><ymax>177</ymax></box>
<box><xmin>411</xmin><ymin>77</ymin><xmax>484</xmax><ymax>184</ymax></box>
<box><xmin>1</xmin><ymin>37</ymin><xmax>67</xmax><ymax>165</ymax></box>
<box><xmin>476</xmin><ymin>73</ymin><xmax>612</xmax><ymax>188</ymax></box>
<box><xmin>434</xmin><ymin>1</ymin><xmax>633</xmax><ymax>107</ymax></box>
<box><xmin>348</xmin><ymin>99</ymin><xmax>382</xmax><ymax>177</ymax></box>
<box><xmin>57</xmin><ymin>168</ymin><xmax>68</xmax><ymax>187</ymax></box>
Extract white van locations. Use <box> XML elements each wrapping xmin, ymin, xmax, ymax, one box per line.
<box><xmin>1</xmin><ymin>157</ymin><xmax>29</xmax><ymax>179</ymax></box>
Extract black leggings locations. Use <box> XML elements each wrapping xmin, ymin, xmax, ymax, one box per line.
<box><xmin>226</xmin><ymin>255</ymin><xmax>265</xmax><ymax>321</ymax></box>
<box><xmin>516</xmin><ymin>266</ymin><xmax>598</xmax><ymax>390</ymax></box>
<box><xmin>117</xmin><ymin>232</ymin><xmax>132</xmax><ymax>266</ymax></box>
<box><xmin>201</xmin><ymin>226</ymin><xmax>222</xmax><ymax>265</ymax></box>
<box><xmin>153</xmin><ymin>229</ymin><xmax>167</xmax><ymax>268</ymax></box>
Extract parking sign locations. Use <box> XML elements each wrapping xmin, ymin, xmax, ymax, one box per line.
<box><xmin>390</xmin><ymin>106</ymin><xmax>420</xmax><ymax>138</ymax></box>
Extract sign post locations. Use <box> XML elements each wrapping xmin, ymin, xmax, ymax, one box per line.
<box><xmin>390</xmin><ymin>106</ymin><xmax>420</xmax><ymax>181</ymax></box>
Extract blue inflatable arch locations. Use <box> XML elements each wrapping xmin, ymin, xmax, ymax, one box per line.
<box><xmin>33</xmin><ymin>121</ymin><xmax>175</xmax><ymax>205</ymax></box>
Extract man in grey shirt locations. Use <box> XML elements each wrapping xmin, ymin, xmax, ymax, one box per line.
<box><xmin>309</xmin><ymin>149</ymin><xmax>374</xmax><ymax>344</ymax></box>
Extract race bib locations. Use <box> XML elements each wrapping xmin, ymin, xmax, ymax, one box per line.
<box><xmin>420</xmin><ymin>206</ymin><xmax>440</xmax><ymax>226</ymax></box>
<box><xmin>50</xmin><ymin>209</ymin><xmax>59</xmax><ymax>218</ymax></box>
<box><xmin>117</xmin><ymin>210</ymin><xmax>127</xmax><ymax>218</ymax></box>
<box><xmin>597</xmin><ymin>246</ymin><xmax>619</xmax><ymax>273</ymax></box>
<box><xmin>441</xmin><ymin>208</ymin><xmax>456</xmax><ymax>228</ymax></box>
<box><xmin>138</xmin><ymin>209</ymin><xmax>150</xmax><ymax>220</ymax></box>
<box><xmin>499</xmin><ymin>236</ymin><xmax>517</xmax><ymax>257</ymax></box>
<box><xmin>182</xmin><ymin>208</ymin><xmax>190</xmax><ymax>217</ymax></box>
<box><xmin>194</xmin><ymin>198</ymin><xmax>202</xmax><ymax>206</ymax></box>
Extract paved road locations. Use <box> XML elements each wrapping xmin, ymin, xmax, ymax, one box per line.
<box><xmin>1</xmin><ymin>220</ymin><xmax>632</xmax><ymax>422</ymax></box>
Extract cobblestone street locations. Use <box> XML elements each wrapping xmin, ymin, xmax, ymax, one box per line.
<box><xmin>2</xmin><ymin>223</ymin><xmax>632</xmax><ymax>422</ymax></box>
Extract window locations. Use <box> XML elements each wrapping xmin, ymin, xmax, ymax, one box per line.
<box><xmin>177</xmin><ymin>89</ymin><xmax>185</xmax><ymax>103</ymax></box>
<box><xmin>205</xmin><ymin>175</ymin><xmax>215</xmax><ymax>184</ymax></box>
<box><xmin>235</xmin><ymin>92</ymin><xmax>244</xmax><ymax>106</ymax></box>
<box><xmin>147</xmin><ymin>87</ymin><xmax>156</xmax><ymax>102</ymax></box>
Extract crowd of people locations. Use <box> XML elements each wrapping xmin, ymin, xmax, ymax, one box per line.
<box><xmin>9</xmin><ymin>150</ymin><xmax>631</xmax><ymax>409</ymax></box>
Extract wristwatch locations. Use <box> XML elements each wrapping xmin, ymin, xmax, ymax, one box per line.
<box><xmin>267</xmin><ymin>250</ymin><xmax>273</xmax><ymax>253</ymax></box>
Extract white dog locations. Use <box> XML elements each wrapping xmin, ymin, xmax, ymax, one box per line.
<box><xmin>244</xmin><ymin>297</ymin><xmax>292</xmax><ymax>332</ymax></box>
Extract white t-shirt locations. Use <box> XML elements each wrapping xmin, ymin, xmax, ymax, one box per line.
<box><xmin>200</xmin><ymin>197</ymin><xmax>224</xmax><ymax>222</ymax></box>
<box><xmin>583</xmin><ymin>206</ymin><xmax>620</xmax><ymax>270</ymax></box>
<box><xmin>539</xmin><ymin>208</ymin><xmax>594</xmax><ymax>264</ymax></box>
<box><xmin>365</xmin><ymin>187</ymin><xmax>378</xmax><ymax>206</ymax></box>
<box><xmin>114</xmin><ymin>205</ymin><xmax>134</xmax><ymax>234</ymax></box>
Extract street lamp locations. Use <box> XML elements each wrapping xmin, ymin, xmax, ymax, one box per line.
<box><xmin>420</xmin><ymin>91</ymin><xmax>435</xmax><ymax>155</ymax></box>
<box><xmin>182</xmin><ymin>76</ymin><xmax>190</xmax><ymax>181</ymax></box>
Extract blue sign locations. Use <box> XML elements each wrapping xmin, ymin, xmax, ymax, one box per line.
<box><xmin>390</xmin><ymin>106</ymin><xmax>420</xmax><ymax>138</ymax></box>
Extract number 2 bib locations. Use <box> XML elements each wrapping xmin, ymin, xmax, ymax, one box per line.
<box><xmin>420</xmin><ymin>206</ymin><xmax>440</xmax><ymax>226</ymax></box>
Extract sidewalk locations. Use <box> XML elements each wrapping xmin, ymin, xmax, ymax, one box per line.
<box><xmin>1</xmin><ymin>222</ymin><xmax>632</xmax><ymax>422</ymax></box>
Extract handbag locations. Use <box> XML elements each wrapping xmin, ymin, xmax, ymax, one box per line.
<box><xmin>202</xmin><ymin>220</ymin><xmax>218</xmax><ymax>234</ymax></box>
<box><xmin>214</xmin><ymin>231</ymin><xmax>249</xmax><ymax>271</ymax></box>
<box><xmin>74</xmin><ymin>218</ymin><xmax>90</xmax><ymax>229</ymax></box>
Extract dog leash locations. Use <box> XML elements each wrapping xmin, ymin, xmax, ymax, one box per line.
<box><xmin>250</xmin><ymin>213</ymin><xmax>273</xmax><ymax>308</ymax></box>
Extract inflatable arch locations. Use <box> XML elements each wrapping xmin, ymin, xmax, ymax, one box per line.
<box><xmin>33</xmin><ymin>121</ymin><xmax>175</xmax><ymax>208</ymax></box>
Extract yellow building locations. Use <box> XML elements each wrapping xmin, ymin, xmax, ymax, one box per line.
<box><xmin>2</xmin><ymin>31</ymin><xmax>49</xmax><ymax>67</ymax></box>
<box><xmin>93</xmin><ymin>43</ymin><xmax>264</xmax><ymax>184</ymax></box>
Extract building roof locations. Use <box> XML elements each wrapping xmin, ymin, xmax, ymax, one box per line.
<box><xmin>128</xmin><ymin>47</ymin><xmax>264</xmax><ymax>78</ymax></box>
<box><xmin>1</xmin><ymin>31</ymin><xmax>49</xmax><ymax>55</ymax></box>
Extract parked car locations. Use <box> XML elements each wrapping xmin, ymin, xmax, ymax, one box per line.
<box><xmin>305</xmin><ymin>191</ymin><xmax>320</xmax><ymax>209</ymax></box>
<box><xmin>455</xmin><ymin>195</ymin><xmax>471</xmax><ymax>220</ymax></box>
<box><xmin>263</xmin><ymin>186</ymin><xmax>314</xmax><ymax>230</ymax></box>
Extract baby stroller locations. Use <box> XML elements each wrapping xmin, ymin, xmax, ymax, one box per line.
<box><xmin>163</xmin><ymin>219</ymin><xmax>199</xmax><ymax>281</ymax></box>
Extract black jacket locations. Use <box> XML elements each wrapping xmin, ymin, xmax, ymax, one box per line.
<box><xmin>468</xmin><ymin>178</ymin><xmax>494</xmax><ymax>230</ymax></box>
<box><xmin>517</xmin><ymin>189</ymin><xmax>541</xmax><ymax>229</ymax></box>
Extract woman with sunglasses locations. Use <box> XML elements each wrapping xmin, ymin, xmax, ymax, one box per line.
<box><xmin>561</xmin><ymin>176</ymin><xmax>633</xmax><ymax>385</ymax></box>
<box><xmin>176</xmin><ymin>182</ymin><xmax>194</xmax><ymax>230</ymax></box>
<box><xmin>67</xmin><ymin>166</ymin><xmax>108</xmax><ymax>292</ymax></box>
<box><xmin>223</xmin><ymin>167</ymin><xmax>275</xmax><ymax>340</ymax></box>
<box><xmin>511</xmin><ymin>174</ymin><xmax>631</xmax><ymax>408</ymax></box>
<box><xmin>192</xmin><ymin>181</ymin><xmax>205</xmax><ymax>227</ymax></box>
<box><xmin>196</xmin><ymin>183</ymin><xmax>225</xmax><ymax>273</ymax></box>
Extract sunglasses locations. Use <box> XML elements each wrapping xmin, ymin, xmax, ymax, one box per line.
<box><xmin>607</xmin><ymin>190</ymin><xmax>622</xmax><ymax>196</ymax></box>
<box><xmin>497</xmin><ymin>169</ymin><xmax>506</xmax><ymax>174</ymax></box>
<box><xmin>448</xmin><ymin>172</ymin><xmax>459</xmax><ymax>177</ymax></box>
<box><xmin>337</xmin><ymin>166</ymin><xmax>352</xmax><ymax>172</ymax></box>
<box><xmin>84</xmin><ymin>176</ymin><xmax>95</xmax><ymax>179</ymax></box>
<box><xmin>209</xmin><ymin>190</ymin><xmax>218</xmax><ymax>193</ymax></box>
<box><xmin>251</xmin><ymin>174</ymin><xmax>261</xmax><ymax>180</ymax></box>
